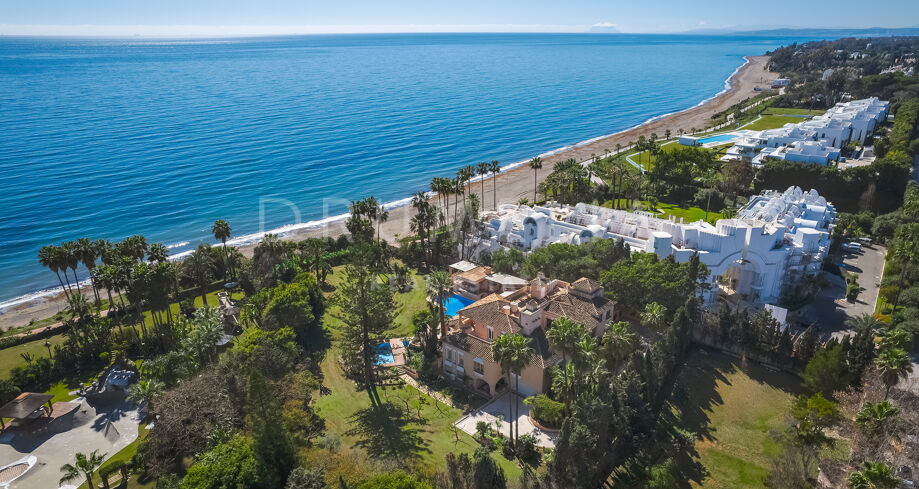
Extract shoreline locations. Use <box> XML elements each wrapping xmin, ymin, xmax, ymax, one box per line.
<box><xmin>0</xmin><ymin>54</ymin><xmax>778</xmax><ymax>329</ymax></box>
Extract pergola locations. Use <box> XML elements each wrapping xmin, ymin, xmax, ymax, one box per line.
<box><xmin>0</xmin><ymin>393</ymin><xmax>53</xmax><ymax>430</ymax></box>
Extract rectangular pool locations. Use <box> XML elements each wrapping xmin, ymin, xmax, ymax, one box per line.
<box><xmin>696</xmin><ymin>133</ymin><xmax>738</xmax><ymax>145</ymax></box>
<box><xmin>443</xmin><ymin>294</ymin><xmax>475</xmax><ymax>317</ymax></box>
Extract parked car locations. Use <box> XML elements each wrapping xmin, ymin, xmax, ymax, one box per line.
<box><xmin>843</xmin><ymin>242</ymin><xmax>862</xmax><ymax>252</ymax></box>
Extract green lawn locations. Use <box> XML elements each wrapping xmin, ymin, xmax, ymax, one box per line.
<box><xmin>741</xmin><ymin>115</ymin><xmax>806</xmax><ymax>131</ymax></box>
<box><xmin>663</xmin><ymin>348</ymin><xmax>846</xmax><ymax>489</ymax></box>
<box><xmin>314</xmin><ymin>266</ymin><xmax>521</xmax><ymax>484</ymax></box>
<box><xmin>0</xmin><ymin>334</ymin><xmax>67</xmax><ymax>379</ymax></box>
<box><xmin>761</xmin><ymin>107</ymin><xmax>824</xmax><ymax>116</ymax></box>
<box><xmin>655</xmin><ymin>202</ymin><xmax>725</xmax><ymax>225</ymax></box>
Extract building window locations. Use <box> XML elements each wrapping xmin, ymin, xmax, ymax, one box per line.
<box><xmin>474</xmin><ymin>359</ymin><xmax>484</xmax><ymax>375</ymax></box>
<box><xmin>487</xmin><ymin>326</ymin><xmax>493</xmax><ymax>339</ymax></box>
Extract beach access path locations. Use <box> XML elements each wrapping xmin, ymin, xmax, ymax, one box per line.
<box><xmin>0</xmin><ymin>56</ymin><xmax>778</xmax><ymax>331</ymax></box>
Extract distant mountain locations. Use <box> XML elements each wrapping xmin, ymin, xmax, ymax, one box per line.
<box><xmin>681</xmin><ymin>26</ymin><xmax>919</xmax><ymax>37</ymax></box>
<box><xmin>587</xmin><ymin>23</ymin><xmax>620</xmax><ymax>34</ymax></box>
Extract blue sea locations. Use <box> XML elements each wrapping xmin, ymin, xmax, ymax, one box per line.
<box><xmin>0</xmin><ymin>33</ymin><xmax>819</xmax><ymax>305</ymax></box>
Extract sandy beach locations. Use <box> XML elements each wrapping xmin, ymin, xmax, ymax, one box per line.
<box><xmin>0</xmin><ymin>55</ymin><xmax>777</xmax><ymax>330</ymax></box>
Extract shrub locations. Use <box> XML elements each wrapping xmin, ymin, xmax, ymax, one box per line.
<box><xmin>516</xmin><ymin>433</ymin><xmax>541</xmax><ymax>466</ymax></box>
<box><xmin>524</xmin><ymin>394</ymin><xmax>565</xmax><ymax>428</ymax></box>
<box><xmin>500</xmin><ymin>437</ymin><xmax>515</xmax><ymax>459</ymax></box>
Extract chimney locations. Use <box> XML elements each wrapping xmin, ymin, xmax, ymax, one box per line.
<box><xmin>502</xmin><ymin>305</ymin><xmax>511</xmax><ymax>316</ymax></box>
<box><xmin>510</xmin><ymin>301</ymin><xmax>519</xmax><ymax>314</ymax></box>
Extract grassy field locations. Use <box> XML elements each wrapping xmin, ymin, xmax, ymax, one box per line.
<box><xmin>662</xmin><ymin>347</ymin><xmax>847</xmax><ymax>489</ymax></box>
<box><xmin>742</xmin><ymin>115</ymin><xmax>806</xmax><ymax>131</ymax></box>
<box><xmin>761</xmin><ymin>107</ymin><xmax>824</xmax><ymax>116</ymax></box>
<box><xmin>314</xmin><ymin>265</ymin><xmax>522</xmax><ymax>484</ymax></box>
<box><xmin>0</xmin><ymin>334</ymin><xmax>67</xmax><ymax>379</ymax></box>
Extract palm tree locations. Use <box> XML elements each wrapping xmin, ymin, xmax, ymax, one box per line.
<box><xmin>546</xmin><ymin>317</ymin><xmax>585</xmax><ymax>365</ymax></box>
<box><xmin>848</xmin><ymin>313</ymin><xmax>885</xmax><ymax>335</ymax></box>
<box><xmin>678</xmin><ymin>128</ymin><xmax>684</xmax><ymax>137</ymax></box>
<box><xmin>184</xmin><ymin>245</ymin><xmax>215</xmax><ymax>306</ymax></box>
<box><xmin>59</xmin><ymin>450</ymin><xmax>107</xmax><ymax>488</ymax></box>
<box><xmin>301</xmin><ymin>238</ymin><xmax>328</xmax><ymax>284</ymax></box>
<box><xmin>602</xmin><ymin>321</ymin><xmax>637</xmax><ymax>369</ymax></box>
<box><xmin>528</xmin><ymin>157</ymin><xmax>543</xmax><ymax>204</ymax></box>
<box><xmin>492</xmin><ymin>333</ymin><xmax>534</xmax><ymax>446</ymax></box>
<box><xmin>376</xmin><ymin>204</ymin><xmax>389</xmax><ymax>243</ymax></box>
<box><xmin>616</xmin><ymin>143</ymin><xmax>622</xmax><ymax>155</ymax></box>
<box><xmin>892</xmin><ymin>231</ymin><xmax>918</xmax><ymax>311</ymax></box>
<box><xmin>640</xmin><ymin>302</ymin><xmax>667</xmax><ymax>330</ymax></box>
<box><xmin>875</xmin><ymin>347</ymin><xmax>913</xmax><ymax>399</ymax></box>
<box><xmin>847</xmin><ymin>461</ymin><xmax>899</xmax><ymax>489</ymax></box>
<box><xmin>551</xmin><ymin>362</ymin><xmax>579</xmax><ymax>409</ymax></box>
<box><xmin>76</xmin><ymin>238</ymin><xmax>101</xmax><ymax>305</ymax></box>
<box><xmin>147</xmin><ymin>242</ymin><xmax>168</xmax><ymax>264</ymax></box>
<box><xmin>489</xmin><ymin>160</ymin><xmax>500</xmax><ymax>210</ymax></box>
<box><xmin>664</xmin><ymin>129</ymin><xmax>671</xmax><ymax>140</ymax></box>
<box><xmin>854</xmin><ymin>400</ymin><xmax>899</xmax><ymax>435</ymax></box>
<box><xmin>61</xmin><ymin>240</ymin><xmax>80</xmax><ymax>292</ymax></box>
<box><xmin>476</xmin><ymin>161</ymin><xmax>489</xmax><ymax>203</ymax></box>
<box><xmin>212</xmin><ymin>219</ymin><xmax>232</xmax><ymax>279</ymax></box>
<box><xmin>38</xmin><ymin>245</ymin><xmax>70</xmax><ymax>298</ymax></box>
<box><xmin>127</xmin><ymin>378</ymin><xmax>165</xmax><ymax>409</ymax></box>
<box><xmin>426</xmin><ymin>271</ymin><xmax>452</xmax><ymax>339</ymax></box>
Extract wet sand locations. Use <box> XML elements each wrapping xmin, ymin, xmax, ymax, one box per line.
<box><xmin>0</xmin><ymin>55</ymin><xmax>777</xmax><ymax>330</ymax></box>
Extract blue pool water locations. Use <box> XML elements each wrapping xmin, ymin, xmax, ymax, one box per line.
<box><xmin>376</xmin><ymin>343</ymin><xmax>395</xmax><ymax>365</ymax></box>
<box><xmin>696</xmin><ymin>133</ymin><xmax>739</xmax><ymax>144</ymax></box>
<box><xmin>443</xmin><ymin>295</ymin><xmax>475</xmax><ymax>317</ymax></box>
<box><xmin>0</xmin><ymin>33</ymin><xmax>823</xmax><ymax>304</ymax></box>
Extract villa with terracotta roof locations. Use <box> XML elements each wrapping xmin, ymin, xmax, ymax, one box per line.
<box><xmin>442</xmin><ymin>273</ymin><xmax>617</xmax><ymax>397</ymax></box>
<box><xmin>450</xmin><ymin>263</ymin><xmax>529</xmax><ymax>300</ymax></box>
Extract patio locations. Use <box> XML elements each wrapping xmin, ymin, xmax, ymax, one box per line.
<box><xmin>453</xmin><ymin>392</ymin><xmax>557</xmax><ymax>448</ymax></box>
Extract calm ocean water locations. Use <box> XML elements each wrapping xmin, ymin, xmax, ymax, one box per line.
<box><xmin>0</xmin><ymin>33</ymin><xmax>817</xmax><ymax>304</ymax></box>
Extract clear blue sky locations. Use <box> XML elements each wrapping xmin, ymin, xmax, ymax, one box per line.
<box><xmin>1</xmin><ymin>0</ymin><xmax>916</xmax><ymax>36</ymax></box>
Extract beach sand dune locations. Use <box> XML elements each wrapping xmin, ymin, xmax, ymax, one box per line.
<box><xmin>0</xmin><ymin>56</ymin><xmax>777</xmax><ymax>330</ymax></box>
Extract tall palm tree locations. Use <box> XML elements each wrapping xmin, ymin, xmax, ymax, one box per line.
<box><xmin>528</xmin><ymin>157</ymin><xmax>543</xmax><ymax>204</ymax></box>
<box><xmin>147</xmin><ymin>243</ymin><xmax>168</xmax><ymax>264</ymax></box>
<box><xmin>493</xmin><ymin>333</ymin><xmax>534</xmax><ymax>445</ymax></box>
<box><xmin>376</xmin><ymin>203</ymin><xmax>389</xmax><ymax>243</ymax></box>
<box><xmin>476</xmin><ymin>161</ymin><xmax>489</xmax><ymax>203</ymax></box>
<box><xmin>426</xmin><ymin>271</ymin><xmax>452</xmax><ymax>339</ymax></box>
<box><xmin>489</xmin><ymin>160</ymin><xmax>500</xmax><ymax>210</ymax></box>
<box><xmin>212</xmin><ymin>219</ymin><xmax>232</xmax><ymax>279</ymax></box>
<box><xmin>602</xmin><ymin>321</ymin><xmax>637</xmax><ymax>369</ymax></box>
<box><xmin>546</xmin><ymin>317</ymin><xmax>585</xmax><ymax>365</ymax></box>
<box><xmin>847</xmin><ymin>461</ymin><xmax>899</xmax><ymax>489</ymax></box>
<box><xmin>76</xmin><ymin>238</ymin><xmax>101</xmax><ymax>305</ymax></box>
<box><xmin>183</xmin><ymin>245</ymin><xmax>215</xmax><ymax>307</ymax></box>
<box><xmin>848</xmin><ymin>313</ymin><xmax>885</xmax><ymax>335</ymax></box>
<box><xmin>854</xmin><ymin>400</ymin><xmax>899</xmax><ymax>436</ymax></box>
<box><xmin>61</xmin><ymin>241</ymin><xmax>81</xmax><ymax>292</ymax></box>
<box><xmin>892</xmin><ymin>231</ymin><xmax>918</xmax><ymax>311</ymax></box>
<box><xmin>875</xmin><ymin>348</ymin><xmax>913</xmax><ymax>399</ymax></box>
<box><xmin>38</xmin><ymin>245</ymin><xmax>70</xmax><ymax>299</ymax></box>
<box><xmin>59</xmin><ymin>450</ymin><xmax>107</xmax><ymax>488</ymax></box>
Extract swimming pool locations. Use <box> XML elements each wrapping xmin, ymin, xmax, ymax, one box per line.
<box><xmin>696</xmin><ymin>133</ymin><xmax>738</xmax><ymax>145</ymax></box>
<box><xmin>443</xmin><ymin>294</ymin><xmax>475</xmax><ymax>317</ymax></box>
<box><xmin>375</xmin><ymin>340</ymin><xmax>411</xmax><ymax>365</ymax></box>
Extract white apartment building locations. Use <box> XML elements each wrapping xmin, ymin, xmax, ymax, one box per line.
<box><xmin>700</xmin><ymin>97</ymin><xmax>890</xmax><ymax>167</ymax></box>
<box><xmin>472</xmin><ymin>186</ymin><xmax>836</xmax><ymax>306</ymax></box>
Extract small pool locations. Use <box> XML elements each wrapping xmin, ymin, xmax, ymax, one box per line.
<box><xmin>375</xmin><ymin>340</ymin><xmax>411</xmax><ymax>365</ymax></box>
<box><xmin>376</xmin><ymin>343</ymin><xmax>395</xmax><ymax>365</ymax></box>
<box><xmin>696</xmin><ymin>133</ymin><xmax>738</xmax><ymax>145</ymax></box>
<box><xmin>443</xmin><ymin>294</ymin><xmax>475</xmax><ymax>317</ymax></box>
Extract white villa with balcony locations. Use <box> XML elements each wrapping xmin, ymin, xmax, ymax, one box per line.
<box><xmin>470</xmin><ymin>186</ymin><xmax>836</xmax><ymax>306</ymax></box>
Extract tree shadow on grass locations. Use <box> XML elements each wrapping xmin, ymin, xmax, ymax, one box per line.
<box><xmin>345</xmin><ymin>401</ymin><xmax>431</xmax><ymax>463</ymax></box>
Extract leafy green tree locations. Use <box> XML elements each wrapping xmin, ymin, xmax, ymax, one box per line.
<box><xmin>59</xmin><ymin>450</ymin><xmax>106</xmax><ymax>488</ymax></box>
<box><xmin>847</xmin><ymin>461</ymin><xmax>899</xmax><ymax>489</ymax></box>
<box><xmin>875</xmin><ymin>347</ymin><xmax>913</xmax><ymax>398</ymax></box>
<box><xmin>800</xmin><ymin>344</ymin><xmax>852</xmax><ymax>397</ymax></box>
<box><xmin>640</xmin><ymin>302</ymin><xmax>667</xmax><ymax>330</ymax></box>
<box><xmin>262</xmin><ymin>278</ymin><xmax>323</xmax><ymax>343</ymax></box>
<box><xmin>337</xmin><ymin>246</ymin><xmax>396</xmax><ymax>409</ymax></box>
<box><xmin>490</xmin><ymin>248</ymin><xmax>524</xmax><ymax>275</ymax></box>
<box><xmin>248</xmin><ymin>370</ymin><xmax>295</xmax><ymax>486</ymax></box>
<box><xmin>182</xmin><ymin>435</ymin><xmax>268</xmax><ymax>489</ymax></box>
<box><xmin>231</xmin><ymin>327</ymin><xmax>301</xmax><ymax>379</ymax></box>
<box><xmin>880</xmin><ymin>327</ymin><xmax>912</xmax><ymax>351</ymax></box>
<box><xmin>472</xmin><ymin>448</ymin><xmax>507</xmax><ymax>489</ymax></box>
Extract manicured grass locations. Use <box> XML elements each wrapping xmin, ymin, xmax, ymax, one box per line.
<box><xmin>655</xmin><ymin>202</ymin><xmax>726</xmax><ymax>225</ymax></box>
<box><xmin>78</xmin><ymin>424</ymin><xmax>153</xmax><ymax>489</ymax></box>
<box><xmin>0</xmin><ymin>334</ymin><xmax>67</xmax><ymax>379</ymax></box>
<box><xmin>761</xmin><ymin>107</ymin><xmax>824</xmax><ymax>116</ymax></box>
<box><xmin>742</xmin><ymin>115</ymin><xmax>807</xmax><ymax>131</ymax></box>
<box><xmin>664</xmin><ymin>348</ymin><xmax>846</xmax><ymax>489</ymax></box>
<box><xmin>313</xmin><ymin>348</ymin><xmax>521</xmax><ymax>484</ymax></box>
<box><xmin>315</xmin><ymin>265</ymin><xmax>521</xmax><ymax>484</ymax></box>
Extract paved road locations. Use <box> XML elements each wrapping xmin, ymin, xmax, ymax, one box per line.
<box><xmin>804</xmin><ymin>244</ymin><xmax>886</xmax><ymax>338</ymax></box>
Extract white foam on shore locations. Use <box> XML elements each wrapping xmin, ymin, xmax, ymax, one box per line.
<box><xmin>1</xmin><ymin>57</ymin><xmax>752</xmax><ymax>312</ymax></box>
